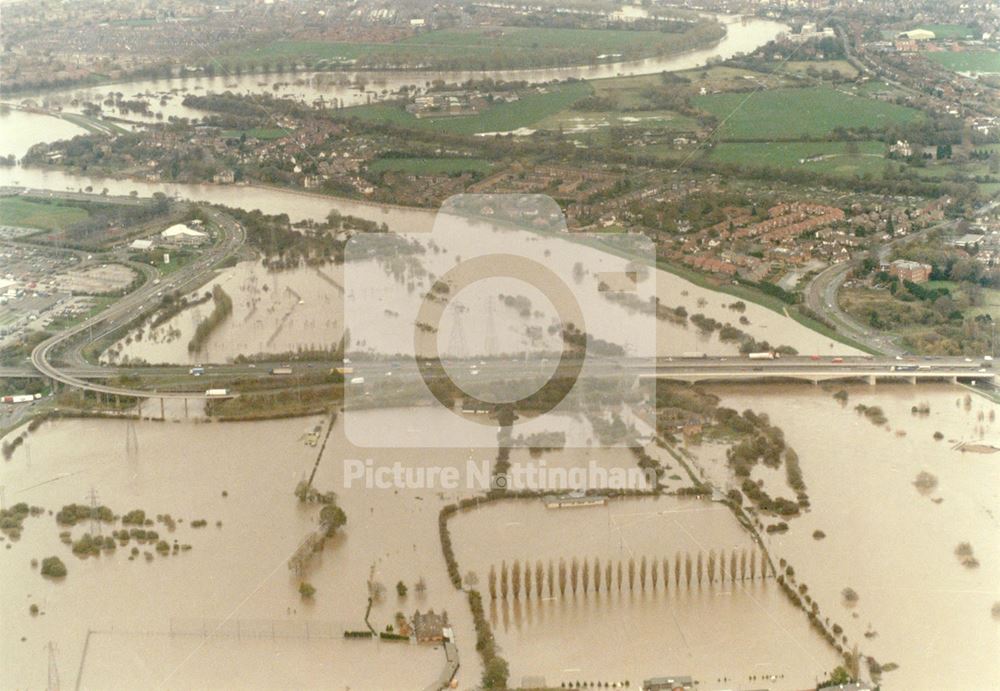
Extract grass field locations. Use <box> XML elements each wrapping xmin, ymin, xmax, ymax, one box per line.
<box><xmin>908</xmin><ymin>24</ymin><xmax>979</xmax><ymax>39</ymax></box>
<box><xmin>708</xmin><ymin>141</ymin><xmax>889</xmax><ymax>177</ymax></box>
<box><xmin>693</xmin><ymin>86</ymin><xmax>921</xmax><ymax>140</ymax></box>
<box><xmin>367</xmin><ymin>157</ymin><xmax>493</xmax><ymax>175</ymax></box>
<box><xmin>780</xmin><ymin>60</ymin><xmax>859</xmax><ymax>79</ymax></box>
<box><xmin>238</xmin><ymin>25</ymin><xmax>718</xmax><ymax>69</ymax></box>
<box><xmin>0</xmin><ymin>197</ymin><xmax>89</xmax><ymax>231</ymax></box>
<box><xmin>339</xmin><ymin>81</ymin><xmax>592</xmax><ymax>134</ymax></box>
<box><xmin>925</xmin><ymin>51</ymin><xmax>1000</xmax><ymax>74</ymax></box>
<box><xmin>220</xmin><ymin>127</ymin><xmax>289</xmax><ymax>140</ymax></box>
<box><xmin>537</xmin><ymin>109</ymin><xmax>698</xmax><ymax>134</ymax></box>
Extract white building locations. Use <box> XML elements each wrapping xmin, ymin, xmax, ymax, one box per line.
<box><xmin>160</xmin><ymin>223</ymin><xmax>208</xmax><ymax>246</ymax></box>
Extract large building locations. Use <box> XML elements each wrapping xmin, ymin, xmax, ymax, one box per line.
<box><xmin>887</xmin><ymin>258</ymin><xmax>932</xmax><ymax>283</ymax></box>
<box><xmin>160</xmin><ymin>223</ymin><xmax>208</xmax><ymax>246</ymax></box>
<box><xmin>897</xmin><ymin>29</ymin><xmax>936</xmax><ymax>41</ymax></box>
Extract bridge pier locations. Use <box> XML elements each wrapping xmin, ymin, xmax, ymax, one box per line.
<box><xmin>868</xmin><ymin>375</ymin><xmax>876</xmax><ymax>386</ymax></box>
<box><xmin>184</xmin><ymin>398</ymin><xmax>188</xmax><ymax>419</ymax></box>
<box><xmin>160</xmin><ymin>398</ymin><xmax>165</xmax><ymax>421</ymax></box>
<box><xmin>910</xmin><ymin>376</ymin><xmax>917</xmax><ymax>385</ymax></box>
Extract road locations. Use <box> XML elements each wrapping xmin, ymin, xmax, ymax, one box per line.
<box><xmin>804</xmin><ymin>199</ymin><xmax>1000</xmax><ymax>356</ymax></box>
<box><xmin>28</xmin><ymin>207</ymin><xmax>246</xmax><ymax>400</ymax></box>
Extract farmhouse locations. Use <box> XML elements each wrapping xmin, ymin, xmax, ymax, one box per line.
<box><xmin>412</xmin><ymin>609</ymin><xmax>449</xmax><ymax>643</ymax></box>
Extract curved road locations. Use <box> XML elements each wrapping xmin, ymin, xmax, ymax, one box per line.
<box><xmin>30</xmin><ymin>207</ymin><xmax>245</xmax><ymax>399</ymax></box>
<box><xmin>804</xmin><ymin>198</ymin><xmax>1000</xmax><ymax>357</ymax></box>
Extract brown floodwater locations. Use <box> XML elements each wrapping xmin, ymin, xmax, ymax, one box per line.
<box><xmin>448</xmin><ymin>497</ymin><xmax>840</xmax><ymax>689</ymax></box>
<box><xmin>693</xmin><ymin>383</ymin><xmax>1000</xmax><ymax>688</ymax></box>
<box><xmin>106</xmin><ymin>217</ymin><xmax>853</xmax><ymax>367</ymax></box>
<box><xmin>0</xmin><ymin>412</ymin><xmax>492</xmax><ymax>689</ymax></box>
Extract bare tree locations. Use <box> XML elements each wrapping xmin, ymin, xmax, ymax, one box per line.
<box><xmin>651</xmin><ymin>558</ymin><xmax>659</xmax><ymax>591</ymax></box>
<box><xmin>500</xmin><ymin>560</ymin><xmax>509</xmax><ymax>599</ymax></box>
<box><xmin>523</xmin><ymin>560</ymin><xmax>532</xmax><ymax>599</ymax></box>
<box><xmin>685</xmin><ymin>552</ymin><xmax>693</xmax><ymax>587</ymax></box>
<box><xmin>628</xmin><ymin>558</ymin><xmax>636</xmax><ymax>591</ymax></box>
<box><xmin>511</xmin><ymin>560</ymin><xmax>521</xmax><ymax>599</ymax></box>
<box><xmin>536</xmin><ymin>561</ymin><xmax>544</xmax><ymax>599</ymax></box>
<box><xmin>730</xmin><ymin>551</ymin><xmax>738</xmax><ymax>583</ymax></box>
<box><xmin>594</xmin><ymin>557</ymin><xmax>602</xmax><ymax>593</ymax></box>
<box><xmin>582</xmin><ymin>558</ymin><xmax>590</xmax><ymax>594</ymax></box>
<box><xmin>570</xmin><ymin>558</ymin><xmax>579</xmax><ymax>595</ymax></box>
<box><xmin>547</xmin><ymin>561</ymin><xmax>555</xmax><ymax>598</ymax></box>
<box><xmin>708</xmin><ymin>550</ymin><xmax>717</xmax><ymax>584</ymax></box>
<box><xmin>639</xmin><ymin>556</ymin><xmax>648</xmax><ymax>590</ymax></box>
<box><xmin>488</xmin><ymin>565</ymin><xmax>497</xmax><ymax>599</ymax></box>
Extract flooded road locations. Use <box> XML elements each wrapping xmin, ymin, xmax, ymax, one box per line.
<box><xmin>695</xmin><ymin>383</ymin><xmax>1000</xmax><ymax>688</ymax></box>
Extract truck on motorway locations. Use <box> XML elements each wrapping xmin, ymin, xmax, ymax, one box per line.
<box><xmin>270</xmin><ymin>367</ymin><xmax>293</xmax><ymax>375</ymax></box>
<box><xmin>205</xmin><ymin>389</ymin><xmax>228</xmax><ymax>397</ymax></box>
<box><xmin>892</xmin><ymin>364</ymin><xmax>918</xmax><ymax>372</ymax></box>
<box><xmin>189</xmin><ymin>366</ymin><xmax>205</xmax><ymax>376</ymax></box>
<box><xmin>349</xmin><ymin>377</ymin><xmax>365</xmax><ymax>385</ymax></box>
<box><xmin>747</xmin><ymin>351</ymin><xmax>778</xmax><ymax>360</ymax></box>
<box><xmin>2</xmin><ymin>393</ymin><xmax>41</xmax><ymax>404</ymax></box>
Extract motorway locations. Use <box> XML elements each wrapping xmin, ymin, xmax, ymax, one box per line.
<box><xmin>27</xmin><ymin>207</ymin><xmax>246</xmax><ymax>400</ymax></box>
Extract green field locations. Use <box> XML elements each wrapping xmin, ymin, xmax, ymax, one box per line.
<box><xmin>926</xmin><ymin>51</ymin><xmax>1000</xmax><ymax>74</ymax></box>
<box><xmin>237</xmin><ymin>24</ymin><xmax>721</xmax><ymax>70</ymax></box>
<box><xmin>537</xmin><ymin>109</ymin><xmax>698</xmax><ymax>134</ymax></box>
<box><xmin>780</xmin><ymin>60</ymin><xmax>859</xmax><ymax>79</ymax></box>
<box><xmin>708</xmin><ymin>141</ymin><xmax>889</xmax><ymax>177</ymax></box>
<box><xmin>367</xmin><ymin>157</ymin><xmax>493</xmax><ymax>175</ymax></box>
<box><xmin>908</xmin><ymin>24</ymin><xmax>979</xmax><ymax>39</ymax></box>
<box><xmin>221</xmin><ymin>127</ymin><xmax>289</xmax><ymax>140</ymax></box>
<box><xmin>693</xmin><ymin>86</ymin><xmax>921</xmax><ymax>140</ymax></box>
<box><xmin>0</xmin><ymin>197</ymin><xmax>89</xmax><ymax>231</ymax></box>
<box><xmin>339</xmin><ymin>81</ymin><xmax>592</xmax><ymax>134</ymax></box>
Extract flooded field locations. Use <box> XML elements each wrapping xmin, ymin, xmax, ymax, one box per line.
<box><xmin>693</xmin><ymin>383</ymin><xmax>1000</xmax><ymax>688</ymax></box>
<box><xmin>104</xmin><ymin>215</ymin><xmax>852</xmax><ymax>366</ymax></box>
<box><xmin>7</xmin><ymin>16</ymin><xmax>785</xmax><ymax>125</ymax></box>
<box><xmin>0</xmin><ymin>108</ymin><xmax>86</xmax><ymax>159</ymax></box>
<box><xmin>105</xmin><ymin>260</ymin><xmax>344</xmax><ymax>365</ymax></box>
<box><xmin>0</xmin><ymin>412</ymin><xmax>492</xmax><ymax>689</ymax></box>
<box><xmin>448</xmin><ymin>497</ymin><xmax>839</xmax><ymax>689</ymax></box>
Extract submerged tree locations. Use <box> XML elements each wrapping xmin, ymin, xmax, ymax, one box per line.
<box><xmin>536</xmin><ymin>561</ymin><xmax>544</xmax><ymax>599</ymax></box>
<box><xmin>511</xmin><ymin>560</ymin><xmax>521</xmax><ymax>599</ymax></box>
<box><xmin>500</xmin><ymin>561</ymin><xmax>509</xmax><ymax>600</ymax></box>
<box><xmin>558</xmin><ymin>558</ymin><xmax>567</xmax><ymax>596</ymax></box>
<box><xmin>594</xmin><ymin>557</ymin><xmax>602</xmax><ymax>593</ymax></box>
<box><xmin>488</xmin><ymin>565</ymin><xmax>497</xmax><ymax>600</ymax></box>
